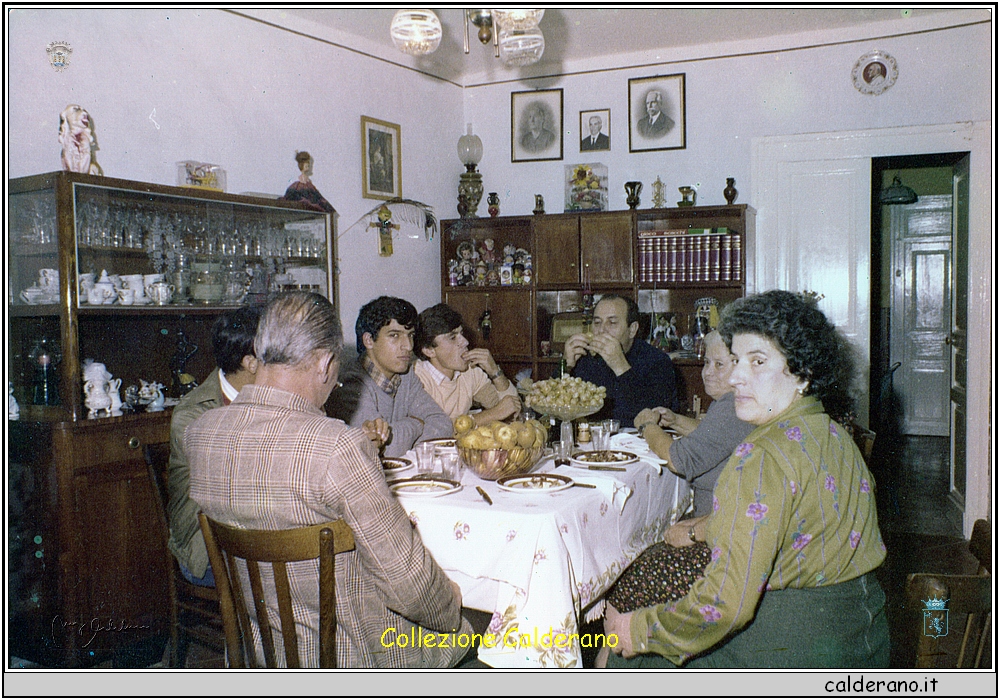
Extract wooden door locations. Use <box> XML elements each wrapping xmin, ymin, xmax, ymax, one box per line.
<box><xmin>580</xmin><ymin>212</ymin><xmax>633</xmax><ymax>284</ymax></box>
<box><xmin>533</xmin><ymin>217</ymin><xmax>579</xmax><ymax>285</ymax></box>
<box><xmin>949</xmin><ymin>157</ymin><xmax>969</xmax><ymax>502</ymax></box>
<box><xmin>66</xmin><ymin>418</ymin><xmax>171</xmax><ymax>659</ymax></box>
<box><xmin>889</xmin><ymin>196</ymin><xmax>952</xmax><ymax>436</ymax></box>
<box><xmin>443</xmin><ymin>290</ymin><xmax>533</xmax><ymax>360</ymax></box>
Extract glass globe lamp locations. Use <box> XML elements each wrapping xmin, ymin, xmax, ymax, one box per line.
<box><xmin>498</xmin><ymin>26</ymin><xmax>545</xmax><ymax>67</ymax></box>
<box><xmin>390</xmin><ymin>9</ymin><xmax>442</xmax><ymax>56</ymax></box>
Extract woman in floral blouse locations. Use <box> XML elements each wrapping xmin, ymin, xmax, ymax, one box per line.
<box><xmin>604</xmin><ymin>290</ymin><xmax>889</xmax><ymax>668</ymax></box>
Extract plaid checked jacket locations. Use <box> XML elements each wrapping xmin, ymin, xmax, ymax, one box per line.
<box><xmin>186</xmin><ymin>384</ymin><xmax>469</xmax><ymax>668</ymax></box>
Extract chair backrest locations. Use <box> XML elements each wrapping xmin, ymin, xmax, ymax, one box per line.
<box><xmin>848</xmin><ymin>422</ymin><xmax>876</xmax><ymax>464</ymax></box>
<box><xmin>198</xmin><ymin>513</ymin><xmax>355</xmax><ymax>668</ymax></box>
<box><xmin>143</xmin><ymin>442</ymin><xmax>174</xmax><ymax>534</ymax></box>
<box><xmin>905</xmin><ymin>519</ymin><xmax>992</xmax><ymax>668</ymax></box>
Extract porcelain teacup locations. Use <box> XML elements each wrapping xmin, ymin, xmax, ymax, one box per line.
<box><xmin>147</xmin><ymin>281</ymin><xmax>174</xmax><ymax>305</ymax></box>
<box><xmin>39</xmin><ymin>268</ymin><xmax>59</xmax><ymax>292</ymax></box>
<box><xmin>117</xmin><ymin>288</ymin><xmax>136</xmax><ymax>306</ymax></box>
<box><xmin>78</xmin><ymin>272</ymin><xmax>96</xmax><ymax>298</ymax></box>
<box><xmin>88</xmin><ymin>285</ymin><xmax>115</xmax><ymax>305</ymax></box>
<box><xmin>144</xmin><ymin>273</ymin><xmax>164</xmax><ymax>289</ymax></box>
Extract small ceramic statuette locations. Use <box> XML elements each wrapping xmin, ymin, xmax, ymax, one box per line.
<box><xmin>59</xmin><ymin>104</ymin><xmax>103</xmax><ymax>176</ymax></box>
<box><xmin>138</xmin><ymin>379</ymin><xmax>166</xmax><ymax>412</ymax></box>
<box><xmin>9</xmin><ymin>382</ymin><xmax>20</xmax><ymax>421</ymax></box>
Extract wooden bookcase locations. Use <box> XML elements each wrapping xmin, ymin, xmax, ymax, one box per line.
<box><xmin>440</xmin><ymin>204</ymin><xmax>754</xmax><ymax>413</ymax></box>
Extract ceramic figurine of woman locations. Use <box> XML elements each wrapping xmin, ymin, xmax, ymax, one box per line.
<box><xmin>280</xmin><ymin>151</ymin><xmax>335</xmax><ymax>213</ymax></box>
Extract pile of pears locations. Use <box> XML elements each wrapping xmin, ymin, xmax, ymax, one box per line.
<box><xmin>454</xmin><ymin>414</ymin><xmax>548</xmax><ymax>452</ymax></box>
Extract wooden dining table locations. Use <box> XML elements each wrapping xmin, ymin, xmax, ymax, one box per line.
<box><xmin>392</xmin><ymin>433</ymin><xmax>691</xmax><ymax>668</ymax></box>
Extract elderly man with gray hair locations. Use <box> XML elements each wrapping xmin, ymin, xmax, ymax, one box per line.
<box><xmin>187</xmin><ymin>292</ymin><xmax>472</xmax><ymax>668</ymax></box>
<box><xmin>637</xmin><ymin>89</ymin><xmax>674</xmax><ymax>138</ymax></box>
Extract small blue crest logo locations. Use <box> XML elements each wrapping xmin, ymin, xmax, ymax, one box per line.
<box><xmin>922</xmin><ymin>596</ymin><xmax>949</xmax><ymax>638</ymax></box>
<box><xmin>46</xmin><ymin>41</ymin><xmax>72</xmax><ymax>71</ymax></box>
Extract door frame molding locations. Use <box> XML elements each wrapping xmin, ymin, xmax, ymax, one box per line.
<box><xmin>751</xmin><ymin>121</ymin><xmax>991</xmax><ymax>537</ymax></box>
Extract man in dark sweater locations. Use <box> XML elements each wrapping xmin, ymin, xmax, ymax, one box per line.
<box><xmin>564</xmin><ymin>294</ymin><xmax>678</xmax><ymax>425</ymax></box>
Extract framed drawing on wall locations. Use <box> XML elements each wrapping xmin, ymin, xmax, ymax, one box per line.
<box><xmin>511</xmin><ymin>88</ymin><xmax>563</xmax><ymax>162</ymax></box>
<box><xmin>628</xmin><ymin>73</ymin><xmax>686</xmax><ymax>153</ymax></box>
<box><xmin>579</xmin><ymin>109</ymin><xmax>611</xmax><ymax>152</ymax></box>
<box><xmin>361</xmin><ymin>116</ymin><xmax>401</xmax><ymax>199</ymax></box>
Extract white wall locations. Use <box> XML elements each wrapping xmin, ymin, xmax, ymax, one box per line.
<box><xmin>460</xmin><ymin>21</ymin><xmax>991</xmax><ymax>217</ymax></box>
<box><xmin>7</xmin><ymin>10</ymin><xmax>991</xmax><ymax>339</ymax></box>
<box><xmin>7</xmin><ymin>8</ymin><xmax>463</xmax><ymax>344</ymax></box>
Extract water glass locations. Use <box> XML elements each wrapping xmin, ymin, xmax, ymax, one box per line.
<box><xmin>415</xmin><ymin>442</ymin><xmax>436</xmax><ymax>474</ymax></box>
<box><xmin>603</xmin><ymin>419</ymin><xmax>620</xmax><ymax>436</ymax></box>
<box><xmin>591</xmin><ymin>424</ymin><xmax>609</xmax><ymax>452</ymax></box>
<box><xmin>554</xmin><ymin>439</ymin><xmax>574</xmax><ymax>466</ymax></box>
<box><xmin>441</xmin><ymin>453</ymin><xmax>462</xmax><ymax>481</ymax></box>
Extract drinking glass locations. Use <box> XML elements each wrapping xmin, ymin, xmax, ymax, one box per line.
<box><xmin>415</xmin><ymin>442</ymin><xmax>436</xmax><ymax>474</ymax></box>
<box><xmin>554</xmin><ymin>439</ymin><xmax>574</xmax><ymax>466</ymax></box>
<box><xmin>603</xmin><ymin>419</ymin><xmax>620</xmax><ymax>436</ymax></box>
<box><xmin>591</xmin><ymin>424</ymin><xmax>609</xmax><ymax>452</ymax></box>
<box><xmin>442</xmin><ymin>453</ymin><xmax>462</xmax><ymax>481</ymax></box>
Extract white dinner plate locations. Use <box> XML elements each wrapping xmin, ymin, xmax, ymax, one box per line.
<box><xmin>388</xmin><ymin>476</ymin><xmax>462</xmax><ymax>497</ymax></box>
<box><xmin>497</xmin><ymin>473</ymin><xmax>574</xmax><ymax>493</ymax></box>
<box><xmin>382</xmin><ymin>457</ymin><xmax>413</xmax><ymax>476</ymax></box>
<box><xmin>570</xmin><ymin>450</ymin><xmax>639</xmax><ymax>468</ymax></box>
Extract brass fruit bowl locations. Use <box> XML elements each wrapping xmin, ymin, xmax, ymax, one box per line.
<box><xmin>458</xmin><ymin>445</ymin><xmax>544</xmax><ymax>481</ymax></box>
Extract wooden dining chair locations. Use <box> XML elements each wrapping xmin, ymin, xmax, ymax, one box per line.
<box><xmin>198</xmin><ymin>513</ymin><xmax>355</xmax><ymax>668</ymax></box>
<box><xmin>905</xmin><ymin>519</ymin><xmax>991</xmax><ymax>668</ymax></box>
<box><xmin>143</xmin><ymin>443</ymin><xmax>226</xmax><ymax>667</ymax></box>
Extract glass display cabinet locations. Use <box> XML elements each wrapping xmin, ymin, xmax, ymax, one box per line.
<box><xmin>7</xmin><ymin>171</ymin><xmax>336</xmax><ymax>667</ymax></box>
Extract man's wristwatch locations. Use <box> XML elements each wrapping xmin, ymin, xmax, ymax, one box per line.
<box><xmin>688</xmin><ymin>526</ymin><xmax>697</xmax><ymax>543</ymax></box>
<box><xmin>487</xmin><ymin>368</ymin><xmax>504</xmax><ymax>381</ymax></box>
<box><xmin>638</xmin><ymin>421</ymin><xmax>657</xmax><ymax>437</ymax></box>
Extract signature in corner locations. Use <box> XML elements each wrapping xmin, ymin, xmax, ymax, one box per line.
<box><xmin>52</xmin><ymin>614</ymin><xmax>151</xmax><ymax>648</ymax></box>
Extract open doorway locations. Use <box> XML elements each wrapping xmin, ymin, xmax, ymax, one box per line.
<box><xmin>869</xmin><ymin>152</ymin><xmax>970</xmax><ymax>522</ymax></box>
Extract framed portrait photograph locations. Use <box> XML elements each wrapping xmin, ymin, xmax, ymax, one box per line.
<box><xmin>628</xmin><ymin>73</ymin><xmax>686</xmax><ymax>153</ymax></box>
<box><xmin>361</xmin><ymin>116</ymin><xmax>401</xmax><ymax>199</ymax></box>
<box><xmin>579</xmin><ymin>108</ymin><xmax>611</xmax><ymax>152</ymax></box>
<box><xmin>511</xmin><ymin>88</ymin><xmax>563</xmax><ymax>163</ymax></box>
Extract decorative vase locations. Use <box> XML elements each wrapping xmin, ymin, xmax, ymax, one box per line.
<box><xmin>533</xmin><ymin>194</ymin><xmax>545</xmax><ymax>216</ymax></box>
<box><xmin>487</xmin><ymin>192</ymin><xmax>500</xmax><ymax>218</ymax></box>
<box><xmin>458</xmin><ymin>170</ymin><xmax>483</xmax><ymax>218</ymax></box>
<box><xmin>724</xmin><ymin>177</ymin><xmax>738</xmax><ymax>205</ymax></box>
<box><xmin>624</xmin><ymin>181</ymin><xmax>642</xmax><ymax>209</ymax></box>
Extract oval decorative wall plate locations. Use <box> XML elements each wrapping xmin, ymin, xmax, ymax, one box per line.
<box><xmin>853</xmin><ymin>50</ymin><xmax>898</xmax><ymax>96</ymax></box>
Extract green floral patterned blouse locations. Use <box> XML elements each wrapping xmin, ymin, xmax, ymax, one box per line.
<box><xmin>629</xmin><ymin>395</ymin><xmax>886</xmax><ymax>664</ymax></box>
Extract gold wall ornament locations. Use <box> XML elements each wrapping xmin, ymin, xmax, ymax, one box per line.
<box><xmin>651</xmin><ymin>177</ymin><xmax>666</xmax><ymax>208</ymax></box>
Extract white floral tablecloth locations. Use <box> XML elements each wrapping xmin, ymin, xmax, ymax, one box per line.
<box><xmin>394</xmin><ymin>437</ymin><xmax>690</xmax><ymax>668</ymax></box>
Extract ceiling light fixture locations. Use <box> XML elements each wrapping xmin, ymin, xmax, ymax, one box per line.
<box><xmin>463</xmin><ymin>8</ymin><xmax>545</xmax><ymax>67</ymax></box>
<box><xmin>390</xmin><ymin>9</ymin><xmax>443</xmax><ymax>56</ymax></box>
<box><xmin>880</xmin><ymin>175</ymin><xmax>918</xmax><ymax>205</ymax></box>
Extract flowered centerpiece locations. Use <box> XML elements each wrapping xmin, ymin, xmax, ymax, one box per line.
<box><xmin>565</xmin><ymin>163</ymin><xmax>608</xmax><ymax>212</ymax></box>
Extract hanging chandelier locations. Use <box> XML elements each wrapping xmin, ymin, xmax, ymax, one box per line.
<box><xmin>390</xmin><ymin>8</ymin><xmax>545</xmax><ymax>67</ymax></box>
<box><xmin>389</xmin><ymin>9</ymin><xmax>443</xmax><ymax>56</ymax></box>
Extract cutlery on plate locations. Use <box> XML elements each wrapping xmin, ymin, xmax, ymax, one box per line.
<box><xmin>476</xmin><ymin>486</ymin><xmax>493</xmax><ymax>505</ymax></box>
<box><xmin>572</xmin><ymin>482</ymin><xmax>597</xmax><ymax>489</ymax></box>
<box><xmin>588</xmin><ymin>465</ymin><xmax>627</xmax><ymax>472</ymax></box>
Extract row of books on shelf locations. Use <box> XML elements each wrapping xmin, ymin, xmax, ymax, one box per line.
<box><xmin>637</xmin><ymin>229</ymin><xmax>742</xmax><ymax>284</ymax></box>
